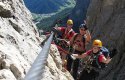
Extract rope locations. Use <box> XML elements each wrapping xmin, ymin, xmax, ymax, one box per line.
<box><xmin>24</xmin><ymin>32</ymin><xmax>54</xmax><ymax>80</ymax></box>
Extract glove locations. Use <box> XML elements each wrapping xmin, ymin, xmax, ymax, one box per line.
<box><xmin>52</xmin><ymin>28</ymin><xmax>58</xmax><ymax>33</ymax></box>
<box><xmin>70</xmin><ymin>54</ymin><xmax>76</xmax><ymax>60</ymax></box>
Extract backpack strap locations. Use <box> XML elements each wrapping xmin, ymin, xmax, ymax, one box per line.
<box><xmin>63</xmin><ymin>28</ymin><xmax>74</xmax><ymax>39</ymax></box>
<box><xmin>82</xmin><ymin>36</ymin><xmax>86</xmax><ymax>50</ymax></box>
<box><xmin>73</xmin><ymin>33</ymin><xmax>79</xmax><ymax>43</ymax></box>
<box><xmin>95</xmin><ymin>52</ymin><xmax>102</xmax><ymax>69</ymax></box>
<box><xmin>101</xmin><ymin>47</ymin><xmax>110</xmax><ymax>58</ymax></box>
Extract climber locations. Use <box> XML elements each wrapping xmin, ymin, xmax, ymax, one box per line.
<box><xmin>54</xmin><ymin>19</ymin><xmax>75</xmax><ymax>40</ymax></box>
<box><xmin>50</xmin><ymin>19</ymin><xmax>76</xmax><ymax>69</ymax></box>
<box><xmin>71</xmin><ymin>39</ymin><xmax>111</xmax><ymax>80</ymax></box>
<box><xmin>66</xmin><ymin>23</ymin><xmax>91</xmax><ymax>79</ymax></box>
<box><xmin>40</xmin><ymin>19</ymin><xmax>75</xmax><ymax>48</ymax></box>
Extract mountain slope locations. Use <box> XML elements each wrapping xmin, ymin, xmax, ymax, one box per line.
<box><xmin>24</xmin><ymin>0</ymin><xmax>75</xmax><ymax>14</ymax></box>
<box><xmin>54</xmin><ymin>0</ymin><xmax>90</xmax><ymax>32</ymax></box>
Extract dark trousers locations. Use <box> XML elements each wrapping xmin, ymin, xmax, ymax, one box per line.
<box><xmin>79</xmin><ymin>69</ymin><xmax>99</xmax><ymax>80</ymax></box>
<box><xmin>67</xmin><ymin>54</ymin><xmax>80</xmax><ymax>80</ymax></box>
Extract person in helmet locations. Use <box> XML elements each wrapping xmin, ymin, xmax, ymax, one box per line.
<box><xmin>52</xmin><ymin>19</ymin><xmax>75</xmax><ymax>70</ymax></box>
<box><xmin>72</xmin><ymin>39</ymin><xmax>111</xmax><ymax>80</ymax></box>
<box><xmin>66</xmin><ymin>23</ymin><xmax>91</xmax><ymax>79</ymax></box>
<box><xmin>54</xmin><ymin>19</ymin><xmax>75</xmax><ymax>40</ymax></box>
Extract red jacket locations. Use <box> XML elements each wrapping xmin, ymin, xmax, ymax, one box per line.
<box><xmin>57</xmin><ymin>27</ymin><xmax>75</xmax><ymax>40</ymax></box>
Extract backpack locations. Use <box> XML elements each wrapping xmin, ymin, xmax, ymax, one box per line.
<box><xmin>94</xmin><ymin>47</ymin><xmax>110</xmax><ymax>69</ymax></box>
<box><xmin>100</xmin><ymin>47</ymin><xmax>110</xmax><ymax>58</ymax></box>
<box><xmin>83</xmin><ymin>47</ymin><xmax>110</xmax><ymax>72</ymax></box>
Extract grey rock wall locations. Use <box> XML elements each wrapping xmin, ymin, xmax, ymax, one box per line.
<box><xmin>86</xmin><ymin>0</ymin><xmax>125</xmax><ymax>79</ymax></box>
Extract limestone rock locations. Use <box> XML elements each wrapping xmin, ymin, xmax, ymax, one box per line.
<box><xmin>0</xmin><ymin>2</ymin><xmax>12</xmax><ymax>18</ymax></box>
<box><xmin>43</xmin><ymin>44</ymin><xmax>74</xmax><ymax>80</ymax></box>
<box><xmin>0</xmin><ymin>0</ymin><xmax>73</xmax><ymax>80</ymax></box>
<box><xmin>0</xmin><ymin>69</ymin><xmax>16</xmax><ymax>80</ymax></box>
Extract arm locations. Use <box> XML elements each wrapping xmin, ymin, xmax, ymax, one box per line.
<box><xmin>54</xmin><ymin>27</ymin><xmax>64</xmax><ymax>31</ymax></box>
<box><xmin>69</xmin><ymin>34</ymin><xmax>76</xmax><ymax>46</ymax></box>
<box><xmin>101</xmin><ymin>56</ymin><xmax>111</xmax><ymax>64</ymax></box>
<box><xmin>68</xmin><ymin>31</ymin><xmax>76</xmax><ymax>40</ymax></box>
<box><xmin>72</xmin><ymin>53</ymin><xmax>88</xmax><ymax>58</ymax></box>
<box><xmin>56</xmin><ymin>27</ymin><xmax>62</xmax><ymax>31</ymax></box>
<box><xmin>85</xmin><ymin>30</ymin><xmax>91</xmax><ymax>44</ymax></box>
<box><xmin>58</xmin><ymin>38</ymin><xmax>70</xmax><ymax>46</ymax></box>
<box><xmin>53</xmin><ymin>27</ymin><xmax>61</xmax><ymax>31</ymax></box>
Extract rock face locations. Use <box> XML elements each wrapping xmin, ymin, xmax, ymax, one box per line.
<box><xmin>70</xmin><ymin>0</ymin><xmax>90</xmax><ymax>31</ymax></box>
<box><xmin>0</xmin><ymin>0</ymin><xmax>73</xmax><ymax>80</ymax></box>
<box><xmin>86</xmin><ymin>0</ymin><xmax>125</xmax><ymax>80</ymax></box>
<box><xmin>42</xmin><ymin>45</ymin><xmax>73</xmax><ymax>80</ymax></box>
